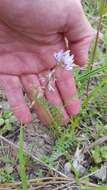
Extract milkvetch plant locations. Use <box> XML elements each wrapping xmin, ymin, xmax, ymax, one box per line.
<box><xmin>46</xmin><ymin>50</ymin><xmax>75</xmax><ymax>92</ymax></box>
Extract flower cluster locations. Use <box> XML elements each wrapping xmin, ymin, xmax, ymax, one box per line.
<box><xmin>47</xmin><ymin>50</ymin><xmax>75</xmax><ymax>92</ymax></box>
<box><xmin>54</xmin><ymin>49</ymin><xmax>75</xmax><ymax>71</ymax></box>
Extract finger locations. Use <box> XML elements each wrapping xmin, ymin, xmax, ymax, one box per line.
<box><xmin>55</xmin><ymin>67</ymin><xmax>81</xmax><ymax>116</ymax></box>
<box><xmin>21</xmin><ymin>74</ymin><xmax>54</xmax><ymax>125</ymax></box>
<box><xmin>0</xmin><ymin>75</ymin><xmax>32</xmax><ymax>123</ymax></box>
<box><xmin>39</xmin><ymin>71</ymin><xmax>69</xmax><ymax>125</ymax></box>
<box><xmin>66</xmin><ymin>0</ymin><xmax>95</xmax><ymax>66</ymax></box>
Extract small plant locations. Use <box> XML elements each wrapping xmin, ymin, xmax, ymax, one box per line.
<box><xmin>91</xmin><ymin>145</ymin><xmax>107</xmax><ymax>164</ymax></box>
<box><xmin>0</xmin><ymin>111</ymin><xmax>17</xmax><ymax>135</ymax></box>
<box><xmin>17</xmin><ymin>127</ymin><xmax>28</xmax><ymax>190</ymax></box>
<box><xmin>0</xmin><ymin>167</ymin><xmax>14</xmax><ymax>182</ymax></box>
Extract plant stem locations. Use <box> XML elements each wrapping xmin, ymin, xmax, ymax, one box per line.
<box><xmin>86</xmin><ymin>1</ymin><xmax>104</xmax><ymax>95</ymax></box>
<box><xmin>18</xmin><ymin>127</ymin><xmax>28</xmax><ymax>190</ymax></box>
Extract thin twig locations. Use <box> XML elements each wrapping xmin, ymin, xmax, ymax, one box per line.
<box><xmin>34</xmin><ymin>181</ymin><xmax>71</xmax><ymax>190</ymax></box>
<box><xmin>0</xmin><ymin>177</ymin><xmax>74</xmax><ymax>190</ymax></box>
<box><xmin>53</xmin><ymin>182</ymin><xmax>79</xmax><ymax>190</ymax></box>
<box><xmin>0</xmin><ymin>177</ymin><xmax>71</xmax><ymax>187</ymax></box>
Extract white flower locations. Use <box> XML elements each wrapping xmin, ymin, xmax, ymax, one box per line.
<box><xmin>54</xmin><ymin>49</ymin><xmax>64</xmax><ymax>63</ymax></box>
<box><xmin>54</xmin><ymin>49</ymin><xmax>75</xmax><ymax>71</ymax></box>
<box><xmin>45</xmin><ymin>50</ymin><xmax>75</xmax><ymax>92</ymax></box>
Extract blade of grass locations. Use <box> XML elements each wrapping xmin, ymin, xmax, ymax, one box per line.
<box><xmin>81</xmin><ymin>184</ymin><xmax>107</xmax><ymax>190</ymax></box>
<box><xmin>17</xmin><ymin>127</ymin><xmax>28</xmax><ymax>190</ymax></box>
<box><xmin>77</xmin><ymin>66</ymin><xmax>107</xmax><ymax>82</ymax></box>
<box><xmin>86</xmin><ymin>0</ymin><xmax>107</xmax><ymax>95</ymax></box>
<box><xmin>82</xmin><ymin>77</ymin><xmax>107</xmax><ymax>108</ymax></box>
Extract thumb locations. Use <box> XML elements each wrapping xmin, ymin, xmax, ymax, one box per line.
<box><xmin>66</xmin><ymin>1</ymin><xmax>95</xmax><ymax>66</ymax></box>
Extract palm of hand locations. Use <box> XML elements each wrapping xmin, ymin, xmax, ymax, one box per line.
<box><xmin>0</xmin><ymin>0</ymin><xmax>94</xmax><ymax>125</ymax></box>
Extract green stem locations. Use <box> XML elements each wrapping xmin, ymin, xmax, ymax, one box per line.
<box><xmin>86</xmin><ymin>1</ymin><xmax>105</xmax><ymax>95</ymax></box>
<box><xmin>18</xmin><ymin>126</ymin><xmax>28</xmax><ymax>190</ymax></box>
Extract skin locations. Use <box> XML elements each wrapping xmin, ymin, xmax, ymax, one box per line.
<box><xmin>0</xmin><ymin>0</ymin><xmax>94</xmax><ymax>125</ymax></box>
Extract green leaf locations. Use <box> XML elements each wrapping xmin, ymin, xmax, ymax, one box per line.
<box><xmin>9</xmin><ymin>115</ymin><xmax>17</xmax><ymax>123</ymax></box>
<box><xmin>4</xmin><ymin>122</ymin><xmax>12</xmax><ymax>131</ymax></box>
<box><xmin>99</xmin><ymin>0</ymin><xmax>107</xmax><ymax>15</ymax></box>
<box><xmin>0</xmin><ymin>155</ymin><xmax>14</xmax><ymax>164</ymax></box>
<box><xmin>0</xmin><ymin>118</ymin><xmax>5</xmax><ymax>126</ymax></box>
<box><xmin>3</xmin><ymin>111</ymin><xmax>12</xmax><ymax>119</ymax></box>
<box><xmin>100</xmin><ymin>146</ymin><xmax>107</xmax><ymax>160</ymax></box>
<box><xmin>81</xmin><ymin>185</ymin><xmax>107</xmax><ymax>190</ymax></box>
<box><xmin>77</xmin><ymin>66</ymin><xmax>107</xmax><ymax>82</ymax></box>
<box><xmin>91</xmin><ymin>147</ymin><xmax>102</xmax><ymax>164</ymax></box>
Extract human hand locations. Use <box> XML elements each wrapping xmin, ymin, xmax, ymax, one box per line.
<box><xmin>0</xmin><ymin>0</ymin><xmax>94</xmax><ymax>125</ymax></box>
